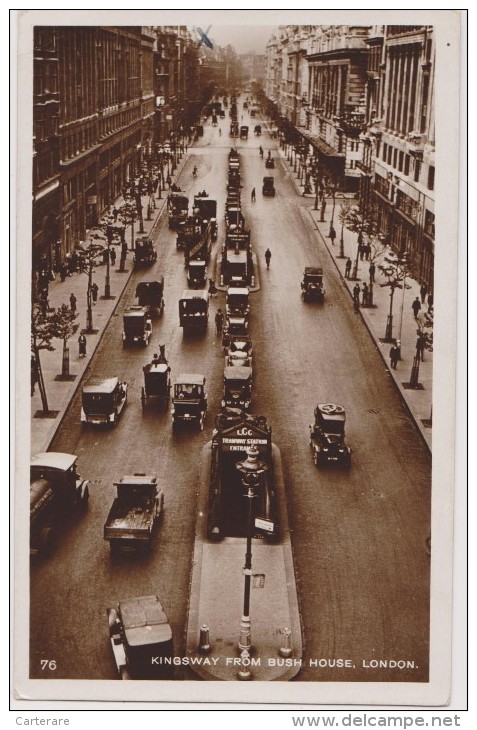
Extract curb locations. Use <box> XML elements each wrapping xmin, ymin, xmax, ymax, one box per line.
<box><xmin>185</xmin><ymin>441</ymin><xmax>302</xmax><ymax>681</ymax></box>
<box><xmin>307</xmin><ymin>209</ymin><xmax>432</xmax><ymax>456</ymax></box>
<box><xmin>40</xmin><ymin>154</ymin><xmax>189</xmax><ymax>453</ymax></box>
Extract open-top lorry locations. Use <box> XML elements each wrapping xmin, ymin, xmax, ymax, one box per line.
<box><xmin>104</xmin><ymin>474</ymin><xmax>164</xmax><ymax>554</ymax></box>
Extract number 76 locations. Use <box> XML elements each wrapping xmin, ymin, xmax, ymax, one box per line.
<box><xmin>40</xmin><ymin>659</ymin><xmax>57</xmax><ymax>670</ymax></box>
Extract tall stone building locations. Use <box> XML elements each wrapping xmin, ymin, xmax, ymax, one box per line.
<box><xmin>367</xmin><ymin>25</ymin><xmax>435</xmax><ymax>286</ymax></box>
<box><xmin>32</xmin><ymin>26</ymin><xmax>155</xmax><ymax>270</ymax></box>
<box><xmin>263</xmin><ymin>23</ymin><xmax>435</xmax><ymax>287</ymax></box>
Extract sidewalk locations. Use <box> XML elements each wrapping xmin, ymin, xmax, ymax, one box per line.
<box><xmin>31</xmin><ymin>154</ymin><xmax>189</xmax><ymax>456</ymax></box>
<box><xmin>273</xmin><ymin>134</ymin><xmax>432</xmax><ymax>453</ymax></box>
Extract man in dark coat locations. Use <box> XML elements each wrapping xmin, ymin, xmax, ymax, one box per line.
<box><xmin>412</xmin><ymin>296</ymin><xmax>421</xmax><ymax>319</ymax></box>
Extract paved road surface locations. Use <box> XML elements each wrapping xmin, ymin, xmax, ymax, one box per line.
<box><xmin>30</xmin><ymin>104</ymin><xmax>431</xmax><ymax>683</ymax></box>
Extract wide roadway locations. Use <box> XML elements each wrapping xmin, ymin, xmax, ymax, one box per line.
<box><xmin>30</xmin><ymin>103</ymin><xmax>431</xmax><ymax>683</ymax></box>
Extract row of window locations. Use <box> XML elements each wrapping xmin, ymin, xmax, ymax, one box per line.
<box><xmin>381</xmin><ymin>142</ymin><xmax>434</xmax><ymax>190</ymax></box>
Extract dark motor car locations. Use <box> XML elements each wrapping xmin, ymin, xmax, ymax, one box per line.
<box><xmin>187</xmin><ymin>260</ymin><xmax>208</xmax><ymax>289</ymax></box>
<box><xmin>107</xmin><ymin>594</ymin><xmax>173</xmax><ymax>679</ymax></box>
<box><xmin>262</xmin><ymin>176</ymin><xmax>276</xmax><ymax>196</ymax></box>
<box><xmin>222</xmin><ymin>366</ymin><xmax>253</xmax><ymax>412</ymax></box>
<box><xmin>81</xmin><ymin>377</ymin><xmax>128</xmax><ymax>426</ymax></box>
<box><xmin>171</xmin><ymin>374</ymin><xmax>208</xmax><ymax>430</ymax></box>
<box><xmin>301</xmin><ymin>267</ymin><xmax>325</xmax><ymax>303</ymax></box>
<box><xmin>309</xmin><ymin>403</ymin><xmax>352</xmax><ymax>467</ymax></box>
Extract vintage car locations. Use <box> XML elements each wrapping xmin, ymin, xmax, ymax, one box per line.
<box><xmin>254</xmin><ymin>124</ymin><xmax>262</xmax><ymax>136</ymax></box>
<box><xmin>81</xmin><ymin>376</ymin><xmax>128</xmax><ymax>426</ymax></box>
<box><xmin>107</xmin><ymin>594</ymin><xmax>173</xmax><ymax>679</ymax></box>
<box><xmin>122</xmin><ymin>306</ymin><xmax>152</xmax><ymax>346</ymax></box>
<box><xmin>30</xmin><ymin>452</ymin><xmax>90</xmax><ymax>555</ymax></box>
<box><xmin>225</xmin><ymin>334</ymin><xmax>253</xmax><ymax>369</ymax></box>
<box><xmin>133</xmin><ymin>237</ymin><xmax>157</xmax><ymax>267</ymax></box>
<box><xmin>135</xmin><ymin>278</ymin><xmax>164</xmax><ymax>316</ymax></box>
<box><xmin>262</xmin><ymin>176</ymin><xmax>276</xmax><ymax>196</ymax></box>
<box><xmin>265</xmin><ymin>156</ymin><xmax>275</xmax><ymax>169</ymax></box>
<box><xmin>167</xmin><ymin>192</ymin><xmax>189</xmax><ymax>230</ymax></box>
<box><xmin>171</xmin><ymin>374</ymin><xmax>208</xmax><ymax>430</ymax></box>
<box><xmin>240</xmin><ymin>126</ymin><xmax>249</xmax><ymax>140</ymax></box>
<box><xmin>179</xmin><ymin>290</ymin><xmax>209</xmax><ymax>333</ymax></box>
<box><xmin>222</xmin><ymin>315</ymin><xmax>249</xmax><ymax>349</ymax></box>
<box><xmin>187</xmin><ymin>260</ymin><xmax>208</xmax><ymax>289</ymax></box>
<box><xmin>222</xmin><ymin>366</ymin><xmax>252</xmax><ymax>412</ymax></box>
<box><xmin>141</xmin><ymin>362</ymin><xmax>171</xmax><ymax>409</ymax></box>
<box><xmin>301</xmin><ymin>267</ymin><xmax>325</xmax><ymax>303</ymax></box>
<box><xmin>226</xmin><ymin>286</ymin><xmax>250</xmax><ymax>319</ymax></box>
<box><xmin>309</xmin><ymin>403</ymin><xmax>352</xmax><ymax>468</ymax></box>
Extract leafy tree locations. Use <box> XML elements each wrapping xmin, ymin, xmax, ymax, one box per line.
<box><xmin>31</xmin><ymin>304</ymin><xmax>57</xmax><ymax>413</ymax></box>
<box><xmin>50</xmin><ymin>304</ymin><xmax>79</xmax><ymax>378</ymax></box>
<box><xmin>378</xmin><ymin>253</ymin><xmax>413</xmax><ymax>342</ymax></box>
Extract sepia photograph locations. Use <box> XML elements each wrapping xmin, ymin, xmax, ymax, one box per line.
<box><xmin>13</xmin><ymin>8</ymin><xmax>464</xmax><ymax>709</ymax></box>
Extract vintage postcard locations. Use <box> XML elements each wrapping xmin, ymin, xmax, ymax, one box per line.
<box><xmin>13</xmin><ymin>8</ymin><xmax>464</xmax><ymax>710</ymax></box>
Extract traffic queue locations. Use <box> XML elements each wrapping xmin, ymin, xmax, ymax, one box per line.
<box><xmin>30</xmin><ymin>93</ymin><xmax>351</xmax><ymax>679</ymax></box>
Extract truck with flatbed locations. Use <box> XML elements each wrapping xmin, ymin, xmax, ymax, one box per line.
<box><xmin>103</xmin><ymin>474</ymin><xmax>164</xmax><ymax>554</ymax></box>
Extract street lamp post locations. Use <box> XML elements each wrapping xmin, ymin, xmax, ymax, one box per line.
<box><xmin>235</xmin><ymin>446</ymin><xmax>269</xmax><ymax>658</ymax></box>
<box><xmin>328</xmin><ymin>185</ymin><xmax>336</xmax><ymax>238</ymax></box>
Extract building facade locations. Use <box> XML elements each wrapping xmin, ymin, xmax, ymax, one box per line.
<box><xmin>32</xmin><ymin>26</ymin><xmax>155</xmax><ymax>271</ymax></box>
<box><xmin>151</xmin><ymin>26</ymin><xmax>200</xmax><ymax>145</ymax></box>
<box><xmin>33</xmin><ymin>27</ymin><xmax>61</xmax><ymax>272</ymax></box>
<box><xmin>367</xmin><ymin>25</ymin><xmax>435</xmax><ymax>286</ymax></box>
<box><xmin>263</xmin><ymin>23</ymin><xmax>435</xmax><ymax>287</ymax></box>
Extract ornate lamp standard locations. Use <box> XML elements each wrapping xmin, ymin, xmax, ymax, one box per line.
<box><xmin>235</xmin><ymin>445</ymin><xmax>269</xmax><ymax>657</ymax></box>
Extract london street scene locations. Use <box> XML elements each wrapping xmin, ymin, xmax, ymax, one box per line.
<box><xmin>28</xmin><ymin>22</ymin><xmax>436</xmax><ymax>687</ymax></box>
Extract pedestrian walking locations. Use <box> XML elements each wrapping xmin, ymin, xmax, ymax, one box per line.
<box><xmin>70</xmin><ymin>293</ymin><xmax>77</xmax><ymax>314</ymax></box>
<box><xmin>416</xmin><ymin>334</ymin><xmax>426</xmax><ymax>362</ymax></box>
<box><xmin>420</xmin><ymin>284</ymin><xmax>428</xmax><ymax>303</ymax></box>
<box><xmin>362</xmin><ymin>282</ymin><xmax>369</xmax><ymax>307</ymax></box>
<box><xmin>359</xmin><ymin>243</ymin><xmax>365</xmax><ymax>261</ymax></box>
<box><xmin>412</xmin><ymin>296</ymin><xmax>421</xmax><ymax>319</ymax></box>
<box><xmin>369</xmin><ymin>262</ymin><xmax>376</xmax><ymax>283</ymax></box>
<box><xmin>110</xmin><ymin>247</ymin><xmax>116</xmax><ymax>266</ymax></box>
<box><xmin>166</xmin><ymin>175</ymin><xmax>172</xmax><ymax>189</ymax></box>
<box><xmin>60</xmin><ymin>262</ymin><xmax>68</xmax><ymax>282</ymax></box>
<box><xmin>427</xmin><ymin>292</ymin><xmax>433</xmax><ymax>311</ymax></box>
<box><xmin>215</xmin><ymin>308</ymin><xmax>224</xmax><ymax>336</ymax></box>
<box><xmin>345</xmin><ymin>257</ymin><xmax>352</xmax><ymax>278</ymax></box>
<box><xmin>364</xmin><ymin>244</ymin><xmax>371</xmax><ymax>261</ymax></box>
<box><xmin>78</xmin><ymin>334</ymin><xmax>87</xmax><ymax>357</ymax></box>
<box><xmin>389</xmin><ymin>344</ymin><xmax>399</xmax><ymax>369</ymax></box>
<box><xmin>91</xmin><ymin>282</ymin><xmax>99</xmax><ymax>303</ymax></box>
<box><xmin>329</xmin><ymin>226</ymin><xmax>336</xmax><ymax>245</ymax></box>
<box><xmin>353</xmin><ymin>283</ymin><xmax>361</xmax><ymax>303</ymax></box>
<box><xmin>251</xmin><ymin>187</ymin><xmax>256</xmax><ymax>202</ymax></box>
<box><xmin>265</xmin><ymin>248</ymin><xmax>272</xmax><ymax>269</ymax></box>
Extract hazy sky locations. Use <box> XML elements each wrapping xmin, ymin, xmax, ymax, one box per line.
<box><xmin>203</xmin><ymin>25</ymin><xmax>277</xmax><ymax>55</ymax></box>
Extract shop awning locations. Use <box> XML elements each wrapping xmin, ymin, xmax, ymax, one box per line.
<box><xmin>298</xmin><ymin>129</ymin><xmax>344</xmax><ymax>159</ymax></box>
